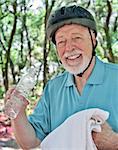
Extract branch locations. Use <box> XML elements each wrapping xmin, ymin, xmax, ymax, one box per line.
<box><xmin>113</xmin><ymin>14</ymin><xmax>118</xmax><ymax>32</ymax></box>
<box><xmin>106</xmin><ymin>0</ymin><xmax>112</xmax><ymax>28</ymax></box>
<box><xmin>6</xmin><ymin>1</ymin><xmax>17</xmax><ymax>64</ymax></box>
<box><xmin>4</xmin><ymin>0</ymin><xmax>18</xmax><ymax>90</ymax></box>
<box><xmin>24</xmin><ymin>23</ymin><xmax>32</xmax><ymax>63</ymax></box>
<box><xmin>46</xmin><ymin>0</ymin><xmax>56</xmax><ymax>25</ymax></box>
<box><xmin>1</xmin><ymin>24</ymin><xmax>8</xmax><ymax>44</ymax></box>
<box><xmin>104</xmin><ymin>0</ymin><xmax>114</xmax><ymax>62</ymax></box>
<box><xmin>49</xmin><ymin>0</ymin><xmax>56</xmax><ymax>15</ymax></box>
<box><xmin>86</xmin><ymin>0</ymin><xmax>91</xmax><ymax>9</ymax></box>
<box><xmin>0</xmin><ymin>13</ymin><xmax>9</xmax><ymax>20</ymax></box>
<box><xmin>0</xmin><ymin>37</ymin><xmax>7</xmax><ymax>51</ymax></box>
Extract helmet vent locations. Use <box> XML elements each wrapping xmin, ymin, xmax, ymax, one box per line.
<box><xmin>46</xmin><ymin>5</ymin><xmax>97</xmax><ymax>43</ymax></box>
<box><xmin>72</xmin><ymin>5</ymin><xmax>76</xmax><ymax>12</ymax></box>
<box><xmin>61</xmin><ymin>7</ymin><xmax>65</xmax><ymax>15</ymax></box>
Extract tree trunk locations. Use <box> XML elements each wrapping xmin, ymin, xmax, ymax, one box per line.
<box><xmin>4</xmin><ymin>0</ymin><xmax>17</xmax><ymax>91</ymax></box>
<box><xmin>104</xmin><ymin>0</ymin><xmax>115</xmax><ymax>63</ymax></box>
<box><xmin>43</xmin><ymin>0</ymin><xmax>56</xmax><ymax>88</ymax></box>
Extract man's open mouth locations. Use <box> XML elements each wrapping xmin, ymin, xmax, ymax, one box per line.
<box><xmin>67</xmin><ymin>54</ymin><xmax>81</xmax><ymax>60</ymax></box>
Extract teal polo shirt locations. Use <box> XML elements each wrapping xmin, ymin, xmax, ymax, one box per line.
<box><xmin>28</xmin><ymin>56</ymin><xmax>118</xmax><ymax>141</ymax></box>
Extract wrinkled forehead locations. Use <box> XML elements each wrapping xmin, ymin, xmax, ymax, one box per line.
<box><xmin>55</xmin><ymin>24</ymin><xmax>88</xmax><ymax>39</ymax></box>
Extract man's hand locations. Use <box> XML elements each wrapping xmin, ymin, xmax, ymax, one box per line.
<box><xmin>4</xmin><ymin>87</ymin><xmax>29</xmax><ymax>112</ymax></box>
<box><xmin>92</xmin><ymin>122</ymin><xmax>118</xmax><ymax>150</ymax></box>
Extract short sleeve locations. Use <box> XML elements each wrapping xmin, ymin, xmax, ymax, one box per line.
<box><xmin>28</xmin><ymin>83</ymin><xmax>51</xmax><ymax>141</ymax></box>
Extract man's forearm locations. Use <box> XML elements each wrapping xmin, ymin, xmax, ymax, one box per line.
<box><xmin>93</xmin><ymin>122</ymin><xmax>118</xmax><ymax>150</ymax></box>
<box><xmin>109</xmin><ymin>132</ymin><xmax>118</xmax><ymax>150</ymax></box>
<box><xmin>95</xmin><ymin>131</ymin><xmax>118</xmax><ymax>150</ymax></box>
<box><xmin>11</xmin><ymin>111</ymin><xmax>41</xmax><ymax>149</ymax></box>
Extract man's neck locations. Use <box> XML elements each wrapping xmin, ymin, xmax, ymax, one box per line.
<box><xmin>74</xmin><ymin>56</ymin><xmax>96</xmax><ymax>94</ymax></box>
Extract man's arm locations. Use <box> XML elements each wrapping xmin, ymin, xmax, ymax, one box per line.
<box><xmin>4</xmin><ymin>88</ymin><xmax>41</xmax><ymax>149</ymax></box>
<box><xmin>92</xmin><ymin>122</ymin><xmax>118</xmax><ymax>150</ymax></box>
<box><xmin>11</xmin><ymin>110</ymin><xmax>41</xmax><ymax>149</ymax></box>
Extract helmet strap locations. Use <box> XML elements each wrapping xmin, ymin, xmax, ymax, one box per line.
<box><xmin>76</xmin><ymin>28</ymin><xmax>97</xmax><ymax>77</ymax></box>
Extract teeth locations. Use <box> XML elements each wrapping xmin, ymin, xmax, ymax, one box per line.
<box><xmin>68</xmin><ymin>54</ymin><xmax>80</xmax><ymax>59</ymax></box>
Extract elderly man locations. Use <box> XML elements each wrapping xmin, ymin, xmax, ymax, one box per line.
<box><xmin>5</xmin><ymin>5</ymin><xmax>118</xmax><ymax>149</ymax></box>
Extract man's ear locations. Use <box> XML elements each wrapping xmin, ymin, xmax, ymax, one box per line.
<box><xmin>94</xmin><ymin>40</ymin><xmax>98</xmax><ymax>49</ymax></box>
<box><xmin>92</xmin><ymin>31</ymin><xmax>97</xmax><ymax>47</ymax></box>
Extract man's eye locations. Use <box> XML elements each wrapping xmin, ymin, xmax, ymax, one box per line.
<box><xmin>72</xmin><ymin>36</ymin><xmax>82</xmax><ymax>42</ymax></box>
<box><xmin>73</xmin><ymin>37</ymin><xmax>81</xmax><ymax>39</ymax></box>
<box><xmin>57</xmin><ymin>41</ymin><xmax>65</xmax><ymax>46</ymax></box>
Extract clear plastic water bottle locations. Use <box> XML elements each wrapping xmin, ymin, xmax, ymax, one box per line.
<box><xmin>4</xmin><ymin>65</ymin><xmax>39</xmax><ymax>119</ymax></box>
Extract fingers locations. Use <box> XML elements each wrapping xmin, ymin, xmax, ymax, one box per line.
<box><xmin>4</xmin><ymin>88</ymin><xmax>29</xmax><ymax>106</ymax></box>
<box><xmin>92</xmin><ymin>131</ymin><xmax>96</xmax><ymax>137</ymax></box>
<box><xmin>14</xmin><ymin>90</ymin><xmax>29</xmax><ymax>106</ymax></box>
<box><xmin>4</xmin><ymin>87</ymin><xmax>15</xmax><ymax>103</ymax></box>
<box><xmin>101</xmin><ymin>122</ymin><xmax>113</xmax><ymax>133</ymax></box>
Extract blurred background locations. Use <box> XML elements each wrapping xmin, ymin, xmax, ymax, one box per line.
<box><xmin>0</xmin><ymin>0</ymin><xmax>118</xmax><ymax>149</ymax></box>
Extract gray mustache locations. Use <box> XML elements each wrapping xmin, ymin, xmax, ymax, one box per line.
<box><xmin>64</xmin><ymin>49</ymin><xmax>82</xmax><ymax>58</ymax></box>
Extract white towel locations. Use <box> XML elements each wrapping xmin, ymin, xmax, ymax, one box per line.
<box><xmin>41</xmin><ymin>108</ymin><xmax>109</xmax><ymax>150</ymax></box>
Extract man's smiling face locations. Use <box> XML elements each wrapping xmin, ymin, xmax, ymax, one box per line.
<box><xmin>55</xmin><ymin>24</ymin><xmax>96</xmax><ymax>75</ymax></box>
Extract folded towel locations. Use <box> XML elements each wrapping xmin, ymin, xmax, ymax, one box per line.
<box><xmin>41</xmin><ymin>108</ymin><xmax>109</xmax><ymax>150</ymax></box>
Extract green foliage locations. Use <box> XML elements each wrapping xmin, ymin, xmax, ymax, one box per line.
<box><xmin>0</xmin><ymin>86</ymin><xmax>5</xmax><ymax>99</ymax></box>
<box><xmin>48</xmin><ymin>43</ymin><xmax>58</xmax><ymax>62</ymax></box>
<box><xmin>0</xmin><ymin>2</ymin><xmax>117</xmax><ymax>147</ymax></box>
<box><xmin>0</xmin><ymin>0</ymin><xmax>118</xmax><ymax>99</ymax></box>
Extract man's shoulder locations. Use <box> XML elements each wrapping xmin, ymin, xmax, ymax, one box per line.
<box><xmin>48</xmin><ymin>71</ymin><xmax>69</xmax><ymax>85</ymax></box>
<box><xmin>104</xmin><ymin>61</ymin><xmax>118</xmax><ymax>71</ymax></box>
<box><xmin>97</xmin><ymin>57</ymin><xmax>118</xmax><ymax>71</ymax></box>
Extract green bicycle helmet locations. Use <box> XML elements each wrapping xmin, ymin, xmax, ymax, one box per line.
<box><xmin>46</xmin><ymin>5</ymin><xmax>97</xmax><ymax>44</ymax></box>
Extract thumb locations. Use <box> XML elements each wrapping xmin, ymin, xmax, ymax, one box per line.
<box><xmin>4</xmin><ymin>87</ymin><xmax>15</xmax><ymax>104</ymax></box>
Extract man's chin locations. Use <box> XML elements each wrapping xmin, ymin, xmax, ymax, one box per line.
<box><xmin>63</xmin><ymin>67</ymin><xmax>82</xmax><ymax>75</ymax></box>
<box><xmin>62</xmin><ymin>59</ymin><xmax>90</xmax><ymax>75</ymax></box>
<box><xmin>63</xmin><ymin>64</ymin><xmax>87</xmax><ymax>75</ymax></box>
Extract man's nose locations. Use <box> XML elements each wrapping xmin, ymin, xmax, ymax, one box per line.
<box><xmin>65</xmin><ymin>40</ymin><xmax>73</xmax><ymax>51</ymax></box>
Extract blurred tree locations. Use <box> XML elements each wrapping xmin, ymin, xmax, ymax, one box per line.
<box><xmin>0</xmin><ymin>0</ymin><xmax>18</xmax><ymax>91</ymax></box>
<box><xmin>0</xmin><ymin>0</ymin><xmax>44</xmax><ymax>92</ymax></box>
<box><xmin>0</xmin><ymin>0</ymin><xmax>117</xmax><ymax>93</ymax></box>
<box><xmin>42</xmin><ymin>0</ymin><xmax>56</xmax><ymax>88</ymax></box>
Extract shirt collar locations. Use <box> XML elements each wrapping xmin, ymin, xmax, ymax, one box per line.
<box><xmin>87</xmin><ymin>57</ymin><xmax>105</xmax><ymax>84</ymax></box>
<box><xmin>65</xmin><ymin>57</ymin><xmax>105</xmax><ymax>87</ymax></box>
<box><xmin>66</xmin><ymin>73</ymin><xmax>75</xmax><ymax>87</ymax></box>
